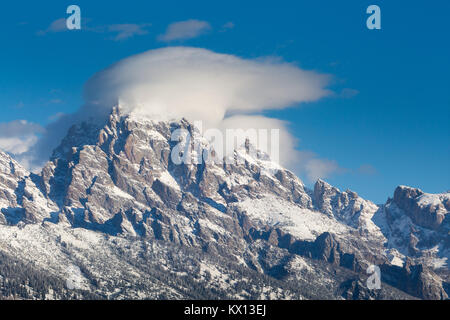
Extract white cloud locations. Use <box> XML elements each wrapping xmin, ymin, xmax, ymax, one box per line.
<box><xmin>0</xmin><ymin>120</ymin><xmax>45</xmax><ymax>155</ymax></box>
<box><xmin>158</xmin><ymin>20</ymin><xmax>211</xmax><ymax>42</ymax></box>
<box><xmin>38</xmin><ymin>19</ymin><xmax>151</xmax><ymax>41</ymax></box>
<box><xmin>107</xmin><ymin>23</ymin><xmax>151</xmax><ymax>41</ymax></box>
<box><xmin>25</xmin><ymin>47</ymin><xmax>334</xmax><ymax>174</ymax></box>
<box><xmin>220</xmin><ymin>22</ymin><xmax>235</xmax><ymax>31</ymax></box>
<box><xmin>217</xmin><ymin>115</ymin><xmax>296</xmax><ymax>168</ymax></box>
<box><xmin>207</xmin><ymin>115</ymin><xmax>344</xmax><ymax>180</ymax></box>
<box><xmin>48</xmin><ymin>112</ymin><xmax>66</xmax><ymax>121</ymax></box>
<box><xmin>304</xmin><ymin>157</ymin><xmax>341</xmax><ymax>182</ymax></box>
<box><xmin>83</xmin><ymin>47</ymin><xmax>330</xmax><ymax>127</ymax></box>
<box><xmin>37</xmin><ymin>18</ymin><xmax>67</xmax><ymax>35</ymax></box>
<box><xmin>0</xmin><ymin>136</ymin><xmax>38</xmax><ymax>155</ymax></box>
<box><xmin>338</xmin><ymin>88</ymin><xmax>359</xmax><ymax>99</ymax></box>
<box><xmin>357</xmin><ymin>164</ymin><xmax>377</xmax><ymax>175</ymax></box>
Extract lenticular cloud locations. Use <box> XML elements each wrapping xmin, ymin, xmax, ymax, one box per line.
<box><xmin>82</xmin><ymin>46</ymin><xmax>330</xmax><ymax>127</ymax></box>
<box><xmin>27</xmin><ymin>47</ymin><xmax>332</xmax><ymax>172</ymax></box>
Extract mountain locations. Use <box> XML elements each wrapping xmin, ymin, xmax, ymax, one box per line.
<box><xmin>0</xmin><ymin>107</ymin><xmax>448</xmax><ymax>300</ymax></box>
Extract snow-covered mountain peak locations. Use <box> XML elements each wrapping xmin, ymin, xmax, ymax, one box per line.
<box><xmin>391</xmin><ymin>185</ymin><xmax>449</xmax><ymax>230</ymax></box>
<box><xmin>0</xmin><ymin>107</ymin><xmax>448</xmax><ymax>300</ymax></box>
<box><xmin>0</xmin><ymin>149</ymin><xmax>28</xmax><ymax>178</ymax></box>
<box><xmin>313</xmin><ymin>178</ymin><xmax>378</xmax><ymax>228</ymax></box>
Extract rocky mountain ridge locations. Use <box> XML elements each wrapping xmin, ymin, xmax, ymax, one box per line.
<box><xmin>0</xmin><ymin>107</ymin><xmax>448</xmax><ymax>300</ymax></box>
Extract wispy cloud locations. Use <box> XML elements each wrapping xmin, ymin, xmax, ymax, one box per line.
<box><xmin>37</xmin><ymin>18</ymin><xmax>151</xmax><ymax>41</ymax></box>
<box><xmin>106</xmin><ymin>23</ymin><xmax>151</xmax><ymax>41</ymax></box>
<box><xmin>357</xmin><ymin>164</ymin><xmax>377</xmax><ymax>175</ymax></box>
<box><xmin>0</xmin><ymin>120</ymin><xmax>45</xmax><ymax>155</ymax></box>
<box><xmin>48</xmin><ymin>112</ymin><xmax>66</xmax><ymax>121</ymax></box>
<box><xmin>37</xmin><ymin>18</ymin><xmax>67</xmax><ymax>35</ymax></box>
<box><xmin>220</xmin><ymin>21</ymin><xmax>235</xmax><ymax>32</ymax></box>
<box><xmin>338</xmin><ymin>88</ymin><xmax>359</xmax><ymax>99</ymax></box>
<box><xmin>304</xmin><ymin>158</ymin><xmax>341</xmax><ymax>181</ymax></box>
<box><xmin>48</xmin><ymin>99</ymin><xmax>64</xmax><ymax>104</ymax></box>
<box><xmin>294</xmin><ymin>150</ymin><xmax>344</xmax><ymax>182</ymax></box>
<box><xmin>158</xmin><ymin>19</ymin><xmax>211</xmax><ymax>42</ymax></box>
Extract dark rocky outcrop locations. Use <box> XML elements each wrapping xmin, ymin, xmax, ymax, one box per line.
<box><xmin>380</xmin><ymin>258</ymin><xmax>448</xmax><ymax>300</ymax></box>
<box><xmin>393</xmin><ymin>186</ymin><xmax>448</xmax><ymax>230</ymax></box>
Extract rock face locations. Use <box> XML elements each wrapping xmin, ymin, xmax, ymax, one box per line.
<box><xmin>0</xmin><ymin>151</ymin><xmax>58</xmax><ymax>225</ymax></box>
<box><xmin>0</xmin><ymin>152</ymin><xmax>25</xmax><ymax>224</ymax></box>
<box><xmin>33</xmin><ymin>108</ymin><xmax>312</xmax><ymax>236</ymax></box>
<box><xmin>0</xmin><ymin>107</ymin><xmax>448</xmax><ymax>300</ymax></box>
<box><xmin>381</xmin><ymin>259</ymin><xmax>448</xmax><ymax>300</ymax></box>
<box><xmin>393</xmin><ymin>186</ymin><xmax>449</xmax><ymax>230</ymax></box>
<box><xmin>291</xmin><ymin>232</ymin><xmax>361</xmax><ymax>272</ymax></box>
<box><xmin>313</xmin><ymin>179</ymin><xmax>380</xmax><ymax>232</ymax></box>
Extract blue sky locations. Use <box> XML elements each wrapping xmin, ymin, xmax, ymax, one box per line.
<box><xmin>0</xmin><ymin>0</ymin><xmax>449</xmax><ymax>203</ymax></box>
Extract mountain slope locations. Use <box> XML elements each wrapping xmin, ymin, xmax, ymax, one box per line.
<box><xmin>0</xmin><ymin>107</ymin><xmax>448</xmax><ymax>300</ymax></box>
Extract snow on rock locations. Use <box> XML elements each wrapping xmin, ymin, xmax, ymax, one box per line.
<box><xmin>0</xmin><ymin>108</ymin><xmax>448</xmax><ymax>300</ymax></box>
<box><xmin>236</xmin><ymin>194</ymin><xmax>349</xmax><ymax>240</ymax></box>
